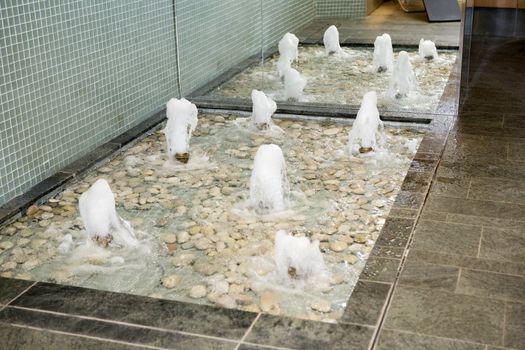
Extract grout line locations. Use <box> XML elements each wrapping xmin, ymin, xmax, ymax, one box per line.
<box><xmin>234</xmin><ymin>313</ymin><xmax>261</xmax><ymax>350</ymax></box>
<box><xmin>0</xmin><ymin>281</ymin><xmax>37</xmax><ymax>312</ymax></box>
<box><xmin>465</xmin><ymin>179</ymin><xmax>472</xmax><ymax>199</ymax></box>
<box><xmin>477</xmin><ymin>226</ymin><xmax>484</xmax><ymax>258</ymax></box>
<box><xmin>502</xmin><ymin>301</ymin><xmax>507</xmax><ymax>348</ymax></box>
<box><xmin>380</xmin><ymin>327</ymin><xmax>491</xmax><ymax>348</ymax></box>
<box><xmin>356</xmin><ymin>279</ymin><xmax>393</xmax><ymax>285</ymax></box>
<box><xmin>455</xmin><ymin>268</ymin><xmax>462</xmax><ymax>293</ymax></box>
<box><xmin>240</xmin><ymin>341</ymin><xmax>295</xmax><ymax>350</ymax></box>
<box><xmin>3</xmin><ymin>323</ymin><xmax>170</xmax><ymax>350</ymax></box>
<box><xmin>7</xmin><ymin>305</ymin><xmax>240</xmax><ymax>345</ymax></box>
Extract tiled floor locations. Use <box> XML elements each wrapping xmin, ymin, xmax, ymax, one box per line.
<box><xmin>297</xmin><ymin>0</ymin><xmax>461</xmax><ymax>47</ymax></box>
<box><xmin>2</xmin><ymin>5</ymin><xmax>524</xmax><ymax>350</ymax></box>
<box><xmin>377</xmin><ymin>25</ymin><xmax>525</xmax><ymax>350</ymax></box>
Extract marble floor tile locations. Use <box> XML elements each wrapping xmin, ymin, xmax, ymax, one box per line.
<box><xmin>384</xmin><ymin>287</ymin><xmax>505</xmax><ymax>345</ymax></box>
<box><xmin>377</xmin><ymin>329</ymin><xmax>485</xmax><ymax>350</ymax></box>
<box><xmin>0</xmin><ymin>324</ymin><xmax>150</xmax><ymax>350</ymax></box>
<box><xmin>425</xmin><ymin>196</ymin><xmax>525</xmax><ymax>221</ymax></box>
<box><xmin>10</xmin><ymin>282</ymin><xmax>256</xmax><ymax>340</ymax></box>
<box><xmin>411</xmin><ymin>220</ymin><xmax>481</xmax><ymax>257</ymax></box>
<box><xmin>480</xmin><ymin>226</ymin><xmax>525</xmax><ymax>264</ymax></box>
<box><xmin>504</xmin><ymin>302</ymin><xmax>525</xmax><ymax>349</ymax></box>
<box><xmin>468</xmin><ymin>177</ymin><xmax>525</xmax><ymax>205</ymax></box>
<box><xmin>244</xmin><ymin>314</ymin><xmax>374</xmax><ymax>350</ymax></box>
<box><xmin>456</xmin><ymin>269</ymin><xmax>525</xmax><ymax>303</ymax></box>
<box><xmin>0</xmin><ymin>307</ymin><xmax>237</xmax><ymax>350</ymax></box>
<box><xmin>341</xmin><ymin>280</ymin><xmax>391</xmax><ymax>326</ymax></box>
<box><xmin>0</xmin><ymin>278</ymin><xmax>34</xmax><ymax>305</ymax></box>
<box><xmin>398</xmin><ymin>260</ymin><xmax>459</xmax><ymax>292</ymax></box>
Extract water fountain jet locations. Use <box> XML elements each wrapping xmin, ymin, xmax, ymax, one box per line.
<box><xmin>323</xmin><ymin>25</ymin><xmax>346</xmax><ymax>56</ymax></box>
<box><xmin>348</xmin><ymin>91</ymin><xmax>384</xmax><ymax>154</ymax></box>
<box><xmin>372</xmin><ymin>34</ymin><xmax>393</xmax><ymax>73</ymax></box>
<box><xmin>163</xmin><ymin>98</ymin><xmax>198</xmax><ymax>163</ymax></box>
<box><xmin>278</xmin><ymin>33</ymin><xmax>299</xmax><ymax>63</ymax></box>
<box><xmin>283</xmin><ymin>68</ymin><xmax>307</xmax><ymax>102</ymax></box>
<box><xmin>274</xmin><ymin>230</ymin><xmax>329</xmax><ymax>284</ymax></box>
<box><xmin>79</xmin><ymin>179</ymin><xmax>137</xmax><ymax>247</ymax></box>
<box><xmin>419</xmin><ymin>38</ymin><xmax>438</xmax><ymax>60</ymax></box>
<box><xmin>249</xmin><ymin>144</ymin><xmax>289</xmax><ymax>214</ymax></box>
<box><xmin>251</xmin><ymin>89</ymin><xmax>277</xmax><ymax>130</ymax></box>
<box><xmin>390</xmin><ymin>51</ymin><xmax>418</xmax><ymax>99</ymax></box>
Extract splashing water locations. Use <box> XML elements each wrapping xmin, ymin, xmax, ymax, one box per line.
<box><xmin>348</xmin><ymin>91</ymin><xmax>384</xmax><ymax>155</ymax></box>
<box><xmin>372</xmin><ymin>33</ymin><xmax>394</xmax><ymax>73</ymax></box>
<box><xmin>78</xmin><ymin>179</ymin><xmax>138</xmax><ymax>247</ymax></box>
<box><xmin>390</xmin><ymin>51</ymin><xmax>418</xmax><ymax>99</ymax></box>
<box><xmin>251</xmin><ymin>89</ymin><xmax>277</xmax><ymax>130</ymax></box>
<box><xmin>163</xmin><ymin>98</ymin><xmax>198</xmax><ymax>163</ymax></box>
<box><xmin>283</xmin><ymin>68</ymin><xmax>307</xmax><ymax>102</ymax></box>
<box><xmin>249</xmin><ymin>144</ymin><xmax>290</xmax><ymax>214</ymax></box>
<box><xmin>419</xmin><ymin>38</ymin><xmax>438</xmax><ymax>60</ymax></box>
<box><xmin>278</xmin><ymin>33</ymin><xmax>299</xmax><ymax>63</ymax></box>
<box><xmin>323</xmin><ymin>25</ymin><xmax>348</xmax><ymax>57</ymax></box>
<box><xmin>274</xmin><ymin>230</ymin><xmax>330</xmax><ymax>286</ymax></box>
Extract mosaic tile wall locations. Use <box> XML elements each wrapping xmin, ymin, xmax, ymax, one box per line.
<box><xmin>176</xmin><ymin>0</ymin><xmax>316</xmax><ymax>95</ymax></box>
<box><xmin>0</xmin><ymin>0</ymin><xmax>179</xmax><ymax>206</ymax></box>
<box><xmin>316</xmin><ymin>0</ymin><xmax>367</xmax><ymax>17</ymax></box>
<box><xmin>0</xmin><ymin>1</ymin><xmax>317</xmax><ymax>206</ymax></box>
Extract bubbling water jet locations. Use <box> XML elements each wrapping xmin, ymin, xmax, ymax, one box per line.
<box><xmin>251</xmin><ymin>89</ymin><xmax>277</xmax><ymax>130</ymax></box>
<box><xmin>163</xmin><ymin>98</ymin><xmax>198</xmax><ymax>163</ymax></box>
<box><xmin>348</xmin><ymin>91</ymin><xmax>384</xmax><ymax>155</ymax></box>
<box><xmin>274</xmin><ymin>230</ymin><xmax>330</xmax><ymax>285</ymax></box>
<box><xmin>283</xmin><ymin>68</ymin><xmax>307</xmax><ymax>102</ymax></box>
<box><xmin>249</xmin><ymin>144</ymin><xmax>289</xmax><ymax>214</ymax></box>
<box><xmin>323</xmin><ymin>25</ymin><xmax>347</xmax><ymax>57</ymax></box>
<box><xmin>278</xmin><ymin>33</ymin><xmax>299</xmax><ymax>63</ymax></box>
<box><xmin>390</xmin><ymin>51</ymin><xmax>418</xmax><ymax>99</ymax></box>
<box><xmin>419</xmin><ymin>38</ymin><xmax>438</xmax><ymax>60</ymax></box>
<box><xmin>79</xmin><ymin>179</ymin><xmax>137</xmax><ymax>247</ymax></box>
<box><xmin>372</xmin><ymin>33</ymin><xmax>394</xmax><ymax>73</ymax></box>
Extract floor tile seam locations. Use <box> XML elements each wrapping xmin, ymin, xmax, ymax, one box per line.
<box><xmin>429</xmin><ymin>193</ymin><xmax>525</xmax><ymax>208</ymax></box>
<box><xmin>386</xmin><ymin>284</ymin><xmax>519</xmax><ymax>305</ymax></box>
<box><xmin>3</xmin><ymin>322</ymin><xmax>172</xmax><ymax>350</ymax></box>
<box><xmin>465</xmin><ymin>178</ymin><xmax>472</xmax><ymax>199</ymax></box>
<box><xmin>3</xmin><ymin>281</ymin><xmax>37</xmax><ymax>308</ymax></box>
<box><xmin>477</xmin><ymin>227</ymin><xmax>484</xmax><ymax>258</ymax></box>
<box><xmin>354</xmin><ymin>279</ymin><xmax>393</xmax><ymax>286</ymax></box>
<box><xmin>239</xmin><ymin>341</ymin><xmax>295</xmax><ymax>350</ymax></box>
<box><xmin>404</xmin><ymin>251</ymin><xmax>525</xmax><ymax>277</ymax></box>
<box><xmin>417</xmin><ymin>217</ymin><xmax>483</xmax><ymax>228</ymax></box>
<box><xmin>5</xmin><ymin>305</ymin><xmax>243</xmax><ymax>344</ymax></box>
<box><xmin>380</xmin><ymin>326</ymin><xmax>491</xmax><ymax>348</ymax></box>
<box><xmin>234</xmin><ymin>313</ymin><xmax>261</xmax><ymax>350</ymax></box>
<box><xmin>455</xmin><ymin>267</ymin><xmax>462</xmax><ymax>293</ymax></box>
<box><xmin>502</xmin><ymin>301</ymin><xmax>507</xmax><ymax>348</ymax></box>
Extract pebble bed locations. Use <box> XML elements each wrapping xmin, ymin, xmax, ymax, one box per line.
<box><xmin>0</xmin><ymin>114</ymin><xmax>424</xmax><ymax>322</ymax></box>
<box><xmin>209</xmin><ymin>46</ymin><xmax>457</xmax><ymax>114</ymax></box>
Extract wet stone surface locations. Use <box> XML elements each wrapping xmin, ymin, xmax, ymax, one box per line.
<box><xmin>0</xmin><ymin>113</ymin><xmax>423</xmax><ymax>322</ymax></box>
<box><xmin>209</xmin><ymin>46</ymin><xmax>458</xmax><ymax>114</ymax></box>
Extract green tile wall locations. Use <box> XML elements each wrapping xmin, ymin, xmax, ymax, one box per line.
<box><xmin>0</xmin><ymin>0</ymin><xmax>179</xmax><ymax>205</ymax></box>
<box><xmin>263</xmin><ymin>0</ymin><xmax>318</xmax><ymax>50</ymax></box>
<box><xmin>176</xmin><ymin>0</ymin><xmax>316</xmax><ymax>96</ymax></box>
<box><xmin>316</xmin><ymin>0</ymin><xmax>367</xmax><ymax>18</ymax></box>
<box><xmin>0</xmin><ymin>1</ymin><xmax>317</xmax><ymax>206</ymax></box>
